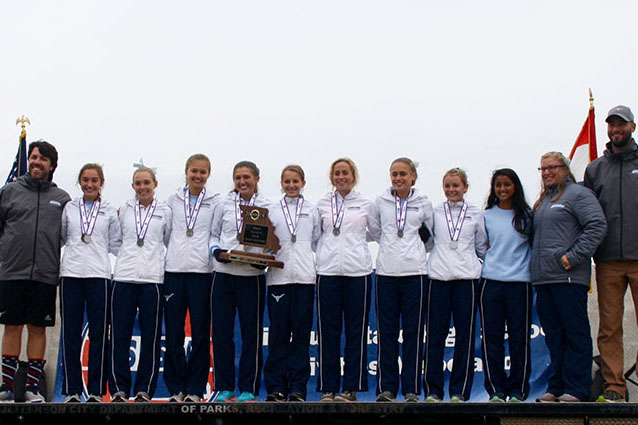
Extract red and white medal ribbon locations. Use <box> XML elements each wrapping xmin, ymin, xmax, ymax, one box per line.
<box><xmin>280</xmin><ymin>196</ymin><xmax>303</xmax><ymax>242</ymax></box>
<box><xmin>79</xmin><ymin>198</ymin><xmax>101</xmax><ymax>242</ymax></box>
<box><xmin>444</xmin><ymin>201</ymin><xmax>467</xmax><ymax>249</ymax></box>
<box><xmin>235</xmin><ymin>192</ymin><xmax>256</xmax><ymax>235</ymax></box>
<box><xmin>331</xmin><ymin>192</ymin><xmax>345</xmax><ymax>235</ymax></box>
<box><xmin>184</xmin><ymin>187</ymin><xmax>205</xmax><ymax>237</ymax></box>
<box><xmin>135</xmin><ymin>199</ymin><xmax>157</xmax><ymax>245</ymax></box>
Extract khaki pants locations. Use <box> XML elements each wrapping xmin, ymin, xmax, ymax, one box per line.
<box><xmin>596</xmin><ymin>260</ymin><xmax>638</xmax><ymax>394</ymax></box>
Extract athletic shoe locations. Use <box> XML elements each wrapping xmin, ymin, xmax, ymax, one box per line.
<box><xmin>184</xmin><ymin>394</ymin><xmax>201</xmax><ymax>403</ymax></box>
<box><xmin>449</xmin><ymin>395</ymin><xmax>465</xmax><ymax>403</ymax></box>
<box><xmin>86</xmin><ymin>394</ymin><xmax>103</xmax><ymax>403</ymax></box>
<box><xmin>0</xmin><ymin>389</ymin><xmax>14</xmax><ymax>403</ymax></box>
<box><xmin>489</xmin><ymin>393</ymin><xmax>505</xmax><ymax>403</ymax></box>
<box><xmin>319</xmin><ymin>392</ymin><xmax>335</xmax><ymax>402</ymax></box>
<box><xmin>557</xmin><ymin>394</ymin><xmax>580</xmax><ymax>403</ymax></box>
<box><xmin>376</xmin><ymin>391</ymin><xmax>396</xmax><ymax>402</ymax></box>
<box><xmin>508</xmin><ymin>396</ymin><xmax>522</xmax><ymax>403</ymax></box>
<box><xmin>288</xmin><ymin>392</ymin><xmax>305</xmax><ymax>402</ymax></box>
<box><xmin>237</xmin><ymin>392</ymin><xmax>256</xmax><ymax>402</ymax></box>
<box><xmin>217</xmin><ymin>391</ymin><xmax>237</xmax><ymax>402</ymax></box>
<box><xmin>24</xmin><ymin>390</ymin><xmax>45</xmax><ymax>403</ymax></box>
<box><xmin>265</xmin><ymin>392</ymin><xmax>286</xmax><ymax>402</ymax></box>
<box><xmin>64</xmin><ymin>394</ymin><xmax>82</xmax><ymax>403</ymax></box>
<box><xmin>536</xmin><ymin>392</ymin><xmax>558</xmax><ymax>403</ymax></box>
<box><xmin>169</xmin><ymin>392</ymin><xmax>185</xmax><ymax>403</ymax></box>
<box><xmin>425</xmin><ymin>394</ymin><xmax>441</xmax><ymax>403</ymax></box>
<box><xmin>335</xmin><ymin>391</ymin><xmax>357</xmax><ymax>402</ymax></box>
<box><xmin>596</xmin><ymin>390</ymin><xmax>626</xmax><ymax>403</ymax></box>
<box><xmin>404</xmin><ymin>393</ymin><xmax>419</xmax><ymax>403</ymax></box>
<box><xmin>111</xmin><ymin>391</ymin><xmax>128</xmax><ymax>403</ymax></box>
<box><xmin>134</xmin><ymin>392</ymin><xmax>151</xmax><ymax>402</ymax></box>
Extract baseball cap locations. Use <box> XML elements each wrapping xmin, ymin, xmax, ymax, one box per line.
<box><xmin>606</xmin><ymin>105</ymin><xmax>634</xmax><ymax>123</ymax></box>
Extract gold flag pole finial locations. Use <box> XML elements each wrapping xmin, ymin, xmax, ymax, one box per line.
<box><xmin>15</xmin><ymin>116</ymin><xmax>31</xmax><ymax>137</ymax></box>
<box><xmin>588</xmin><ymin>88</ymin><xmax>594</xmax><ymax>109</ymax></box>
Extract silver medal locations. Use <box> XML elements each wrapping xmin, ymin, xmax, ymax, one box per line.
<box><xmin>397</xmin><ymin>230</ymin><xmax>404</xmax><ymax>238</ymax></box>
<box><xmin>450</xmin><ymin>240</ymin><xmax>458</xmax><ymax>250</ymax></box>
<box><xmin>137</xmin><ymin>239</ymin><xmax>145</xmax><ymax>247</ymax></box>
<box><xmin>291</xmin><ymin>234</ymin><xmax>296</xmax><ymax>243</ymax></box>
<box><xmin>186</xmin><ymin>229</ymin><xmax>194</xmax><ymax>237</ymax></box>
<box><xmin>333</xmin><ymin>228</ymin><xmax>340</xmax><ymax>236</ymax></box>
<box><xmin>81</xmin><ymin>234</ymin><xmax>92</xmax><ymax>243</ymax></box>
<box><xmin>237</xmin><ymin>233</ymin><xmax>241</xmax><ymax>241</ymax></box>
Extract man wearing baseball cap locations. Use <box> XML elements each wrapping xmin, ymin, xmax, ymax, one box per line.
<box><xmin>584</xmin><ymin>105</ymin><xmax>638</xmax><ymax>402</ymax></box>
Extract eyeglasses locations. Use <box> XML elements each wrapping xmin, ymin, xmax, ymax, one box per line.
<box><xmin>538</xmin><ymin>165</ymin><xmax>566</xmax><ymax>173</ymax></box>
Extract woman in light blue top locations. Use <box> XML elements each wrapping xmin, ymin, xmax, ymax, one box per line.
<box><xmin>479</xmin><ymin>168</ymin><xmax>532</xmax><ymax>403</ymax></box>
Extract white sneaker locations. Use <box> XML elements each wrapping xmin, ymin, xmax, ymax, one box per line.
<box><xmin>86</xmin><ymin>394</ymin><xmax>103</xmax><ymax>403</ymax></box>
<box><xmin>169</xmin><ymin>392</ymin><xmax>185</xmax><ymax>402</ymax></box>
<box><xmin>64</xmin><ymin>394</ymin><xmax>81</xmax><ymax>403</ymax></box>
<box><xmin>0</xmin><ymin>389</ymin><xmax>14</xmax><ymax>403</ymax></box>
<box><xmin>184</xmin><ymin>394</ymin><xmax>201</xmax><ymax>403</ymax></box>
<box><xmin>25</xmin><ymin>390</ymin><xmax>45</xmax><ymax>403</ymax></box>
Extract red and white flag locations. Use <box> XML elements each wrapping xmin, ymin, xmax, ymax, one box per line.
<box><xmin>568</xmin><ymin>91</ymin><xmax>597</xmax><ymax>181</ymax></box>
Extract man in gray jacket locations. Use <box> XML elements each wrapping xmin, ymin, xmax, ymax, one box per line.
<box><xmin>0</xmin><ymin>140</ymin><xmax>70</xmax><ymax>402</ymax></box>
<box><xmin>585</xmin><ymin>105</ymin><xmax>638</xmax><ymax>402</ymax></box>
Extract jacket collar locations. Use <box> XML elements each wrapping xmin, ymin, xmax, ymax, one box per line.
<box><xmin>18</xmin><ymin>173</ymin><xmax>54</xmax><ymax>191</ymax></box>
<box><xmin>603</xmin><ymin>139</ymin><xmax>638</xmax><ymax>162</ymax></box>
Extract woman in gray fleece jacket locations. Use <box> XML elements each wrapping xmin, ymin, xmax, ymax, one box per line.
<box><xmin>531</xmin><ymin>151</ymin><xmax>607</xmax><ymax>403</ymax></box>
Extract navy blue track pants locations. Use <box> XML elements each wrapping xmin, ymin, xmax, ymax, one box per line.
<box><xmin>109</xmin><ymin>281</ymin><xmax>164</xmax><ymax>398</ymax></box>
<box><xmin>478</xmin><ymin>279</ymin><xmax>532</xmax><ymax>400</ymax></box>
<box><xmin>60</xmin><ymin>277</ymin><xmax>110</xmax><ymax>396</ymax></box>
<box><xmin>210</xmin><ymin>272</ymin><xmax>266</xmax><ymax>395</ymax></box>
<box><xmin>375</xmin><ymin>274</ymin><xmax>426</xmax><ymax>396</ymax></box>
<box><xmin>263</xmin><ymin>284</ymin><xmax>314</xmax><ymax>397</ymax></box>
<box><xmin>316</xmin><ymin>274</ymin><xmax>372</xmax><ymax>393</ymax></box>
<box><xmin>424</xmin><ymin>279</ymin><xmax>477</xmax><ymax>400</ymax></box>
<box><xmin>163</xmin><ymin>272</ymin><xmax>212</xmax><ymax>398</ymax></box>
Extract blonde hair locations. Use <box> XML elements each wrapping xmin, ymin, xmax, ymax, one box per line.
<box><xmin>443</xmin><ymin>167</ymin><xmax>468</xmax><ymax>186</ymax></box>
<box><xmin>133</xmin><ymin>166</ymin><xmax>157</xmax><ymax>183</ymax></box>
<box><xmin>329</xmin><ymin>157</ymin><xmax>358</xmax><ymax>186</ymax></box>
<box><xmin>391</xmin><ymin>157</ymin><xmax>418</xmax><ymax>186</ymax></box>
<box><xmin>185</xmin><ymin>154</ymin><xmax>211</xmax><ymax>173</ymax></box>
<box><xmin>532</xmin><ymin>151</ymin><xmax>576</xmax><ymax>212</ymax></box>
<box><xmin>281</xmin><ymin>164</ymin><xmax>305</xmax><ymax>181</ymax></box>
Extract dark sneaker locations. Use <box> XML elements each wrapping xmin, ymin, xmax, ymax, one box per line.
<box><xmin>536</xmin><ymin>392</ymin><xmax>558</xmax><ymax>403</ymax></box>
<box><xmin>404</xmin><ymin>393</ymin><xmax>419</xmax><ymax>403</ymax></box>
<box><xmin>134</xmin><ymin>391</ymin><xmax>151</xmax><ymax>402</ymax></box>
<box><xmin>335</xmin><ymin>391</ymin><xmax>357</xmax><ymax>402</ymax></box>
<box><xmin>288</xmin><ymin>392</ymin><xmax>305</xmax><ymax>402</ymax></box>
<box><xmin>320</xmin><ymin>392</ymin><xmax>335</xmax><ymax>402</ymax></box>
<box><xmin>265</xmin><ymin>392</ymin><xmax>286</xmax><ymax>402</ymax></box>
<box><xmin>111</xmin><ymin>391</ymin><xmax>128</xmax><ymax>403</ymax></box>
<box><xmin>376</xmin><ymin>391</ymin><xmax>396</xmax><ymax>402</ymax></box>
<box><xmin>596</xmin><ymin>390</ymin><xmax>626</xmax><ymax>403</ymax></box>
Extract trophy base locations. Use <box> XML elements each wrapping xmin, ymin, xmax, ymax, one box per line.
<box><xmin>220</xmin><ymin>250</ymin><xmax>284</xmax><ymax>269</ymax></box>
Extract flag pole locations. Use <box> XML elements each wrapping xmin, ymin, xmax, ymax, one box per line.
<box><xmin>589</xmin><ymin>88</ymin><xmax>594</xmax><ymax>109</ymax></box>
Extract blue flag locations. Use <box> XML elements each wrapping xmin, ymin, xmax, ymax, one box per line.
<box><xmin>5</xmin><ymin>129</ymin><xmax>27</xmax><ymax>184</ymax></box>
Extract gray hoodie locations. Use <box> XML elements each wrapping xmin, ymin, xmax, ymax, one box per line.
<box><xmin>0</xmin><ymin>174</ymin><xmax>71</xmax><ymax>285</ymax></box>
<box><xmin>584</xmin><ymin>140</ymin><xmax>638</xmax><ymax>263</ymax></box>
<box><xmin>530</xmin><ymin>179</ymin><xmax>606</xmax><ymax>286</ymax></box>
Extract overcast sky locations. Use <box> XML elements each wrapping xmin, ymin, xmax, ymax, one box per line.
<box><xmin>1</xmin><ymin>0</ymin><xmax>636</xmax><ymax>209</ymax></box>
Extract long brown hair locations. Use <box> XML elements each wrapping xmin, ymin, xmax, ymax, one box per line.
<box><xmin>532</xmin><ymin>151</ymin><xmax>576</xmax><ymax>212</ymax></box>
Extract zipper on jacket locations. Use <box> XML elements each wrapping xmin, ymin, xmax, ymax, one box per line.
<box><xmin>619</xmin><ymin>160</ymin><xmax>623</xmax><ymax>259</ymax></box>
<box><xmin>30</xmin><ymin>187</ymin><xmax>41</xmax><ymax>279</ymax></box>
